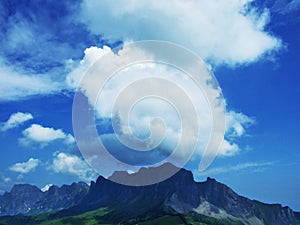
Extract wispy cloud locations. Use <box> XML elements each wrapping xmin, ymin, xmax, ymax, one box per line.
<box><xmin>0</xmin><ymin>112</ymin><xmax>33</xmax><ymax>131</ymax></box>
<box><xmin>0</xmin><ymin>62</ymin><xmax>63</xmax><ymax>101</ymax></box>
<box><xmin>9</xmin><ymin>158</ymin><xmax>40</xmax><ymax>174</ymax></box>
<box><xmin>271</xmin><ymin>0</ymin><xmax>300</xmax><ymax>15</ymax></box>
<box><xmin>0</xmin><ymin>1</ymin><xmax>99</xmax><ymax>101</ymax></box>
<box><xmin>196</xmin><ymin>161</ymin><xmax>274</xmax><ymax>177</ymax></box>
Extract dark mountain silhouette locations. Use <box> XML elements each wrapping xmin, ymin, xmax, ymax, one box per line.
<box><xmin>0</xmin><ymin>164</ymin><xmax>299</xmax><ymax>225</ymax></box>
<box><xmin>0</xmin><ymin>182</ymin><xmax>88</xmax><ymax>216</ymax></box>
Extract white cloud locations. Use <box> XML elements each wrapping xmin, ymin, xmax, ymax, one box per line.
<box><xmin>52</xmin><ymin>152</ymin><xmax>97</xmax><ymax>182</ymax></box>
<box><xmin>66</xmin><ymin>44</ymin><xmax>256</xmax><ymax>179</ymax></box>
<box><xmin>9</xmin><ymin>158</ymin><xmax>40</xmax><ymax>174</ymax></box>
<box><xmin>66</xmin><ymin>46</ymin><xmax>112</xmax><ymax>88</ymax></box>
<box><xmin>79</xmin><ymin>0</ymin><xmax>281</xmax><ymax>66</ymax></box>
<box><xmin>0</xmin><ymin>112</ymin><xmax>33</xmax><ymax>131</ymax></box>
<box><xmin>64</xmin><ymin>134</ymin><xmax>76</xmax><ymax>145</ymax></box>
<box><xmin>68</xmin><ymin>46</ymin><xmax>254</xmax><ymax>159</ymax></box>
<box><xmin>219</xmin><ymin>140</ymin><xmax>240</xmax><ymax>157</ymax></box>
<box><xmin>216</xmin><ymin>110</ymin><xmax>256</xmax><ymax>156</ymax></box>
<box><xmin>196</xmin><ymin>161</ymin><xmax>274</xmax><ymax>177</ymax></box>
<box><xmin>226</xmin><ymin>110</ymin><xmax>255</xmax><ymax>138</ymax></box>
<box><xmin>0</xmin><ymin>61</ymin><xmax>63</xmax><ymax>101</ymax></box>
<box><xmin>20</xmin><ymin>124</ymin><xmax>75</xmax><ymax>146</ymax></box>
<box><xmin>1</xmin><ymin>176</ymin><xmax>11</xmax><ymax>183</ymax></box>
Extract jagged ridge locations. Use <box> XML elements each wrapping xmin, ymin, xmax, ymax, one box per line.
<box><xmin>0</xmin><ymin>182</ymin><xmax>88</xmax><ymax>216</ymax></box>
<box><xmin>0</xmin><ymin>164</ymin><xmax>299</xmax><ymax>225</ymax></box>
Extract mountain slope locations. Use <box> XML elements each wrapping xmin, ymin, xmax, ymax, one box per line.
<box><xmin>75</xmin><ymin>165</ymin><xmax>298</xmax><ymax>225</ymax></box>
<box><xmin>0</xmin><ymin>164</ymin><xmax>299</xmax><ymax>225</ymax></box>
<box><xmin>0</xmin><ymin>182</ymin><xmax>89</xmax><ymax>216</ymax></box>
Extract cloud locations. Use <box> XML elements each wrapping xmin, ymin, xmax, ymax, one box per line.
<box><xmin>20</xmin><ymin>124</ymin><xmax>75</xmax><ymax>147</ymax></box>
<box><xmin>51</xmin><ymin>152</ymin><xmax>97</xmax><ymax>182</ymax></box>
<box><xmin>216</xmin><ymin>110</ymin><xmax>256</xmax><ymax>156</ymax></box>
<box><xmin>0</xmin><ymin>0</ymin><xmax>283</xmax><ymax>102</ymax></box>
<box><xmin>9</xmin><ymin>158</ymin><xmax>40</xmax><ymax>174</ymax></box>
<box><xmin>226</xmin><ymin>111</ymin><xmax>255</xmax><ymax>138</ymax></box>
<box><xmin>0</xmin><ymin>0</ymin><xmax>98</xmax><ymax>73</ymax></box>
<box><xmin>0</xmin><ymin>1</ymin><xmax>101</xmax><ymax>101</ymax></box>
<box><xmin>0</xmin><ymin>62</ymin><xmax>63</xmax><ymax>101</ymax></box>
<box><xmin>0</xmin><ymin>112</ymin><xmax>33</xmax><ymax>131</ymax></box>
<box><xmin>271</xmin><ymin>0</ymin><xmax>300</xmax><ymax>15</ymax></box>
<box><xmin>219</xmin><ymin>139</ymin><xmax>240</xmax><ymax>157</ymax></box>
<box><xmin>1</xmin><ymin>176</ymin><xmax>11</xmax><ymax>183</ymax></box>
<box><xmin>66</xmin><ymin>46</ymin><xmax>112</xmax><ymax>88</ymax></box>
<box><xmin>196</xmin><ymin>161</ymin><xmax>274</xmax><ymax>177</ymax></box>
<box><xmin>67</xmin><ymin>45</ymin><xmax>255</xmax><ymax>175</ymax></box>
<box><xmin>79</xmin><ymin>0</ymin><xmax>281</xmax><ymax>66</ymax></box>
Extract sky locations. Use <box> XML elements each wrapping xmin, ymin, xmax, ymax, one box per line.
<box><xmin>0</xmin><ymin>0</ymin><xmax>300</xmax><ymax>210</ymax></box>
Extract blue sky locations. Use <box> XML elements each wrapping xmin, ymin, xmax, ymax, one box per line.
<box><xmin>0</xmin><ymin>0</ymin><xmax>300</xmax><ymax>211</ymax></box>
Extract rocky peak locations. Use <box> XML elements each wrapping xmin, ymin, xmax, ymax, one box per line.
<box><xmin>10</xmin><ymin>184</ymin><xmax>42</xmax><ymax>195</ymax></box>
<box><xmin>0</xmin><ymin>182</ymin><xmax>89</xmax><ymax>216</ymax></box>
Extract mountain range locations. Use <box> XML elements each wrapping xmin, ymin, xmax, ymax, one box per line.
<box><xmin>0</xmin><ymin>163</ymin><xmax>299</xmax><ymax>225</ymax></box>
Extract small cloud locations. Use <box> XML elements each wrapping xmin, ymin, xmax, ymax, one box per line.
<box><xmin>219</xmin><ymin>139</ymin><xmax>239</xmax><ymax>157</ymax></box>
<box><xmin>0</xmin><ymin>112</ymin><xmax>33</xmax><ymax>131</ymax></box>
<box><xmin>64</xmin><ymin>134</ymin><xmax>76</xmax><ymax>145</ymax></box>
<box><xmin>51</xmin><ymin>152</ymin><xmax>97</xmax><ymax>182</ymax></box>
<box><xmin>17</xmin><ymin>174</ymin><xmax>24</xmax><ymax>180</ymax></box>
<box><xmin>216</xmin><ymin>111</ymin><xmax>256</xmax><ymax>157</ymax></box>
<box><xmin>226</xmin><ymin>110</ymin><xmax>255</xmax><ymax>138</ymax></box>
<box><xmin>3</xmin><ymin>177</ymin><xmax>11</xmax><ymax>183</ymax></box>
<box><xmin>9</xmin><ymin>158</ymin><xmax>40</xmax><ymax>174</ymax></box>
<box><xmin>1</xmin><ymin>176</ymin><xmax>11</xmax><ymax>183</ymax></box>
<box><xmin>19</xmin><ymin>124</ymin><xmax>75</xmax><ymax>147</ymax></box>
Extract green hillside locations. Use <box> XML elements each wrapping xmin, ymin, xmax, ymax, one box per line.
<box><xmin>0</xmin><ymin>207</ymin><xmax>246</xmax><ymax>225</ymax></box>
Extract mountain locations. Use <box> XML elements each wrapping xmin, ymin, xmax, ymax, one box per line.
<box><xmin>75</xmin><ymin>164</ymin><xmax>298</xmax><ymax>225</ymax></box>
<box><xmin>0</xmin><ymin>164</ymin><xmax>299</xmax><ymax>225</ymax></box>
<box><xmin>0</xmin><ymin>182</ymin><xmax>89</xmax><ymax>216</ymax></box>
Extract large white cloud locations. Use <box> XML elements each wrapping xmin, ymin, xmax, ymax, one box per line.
<box><xmin>9</xmin><ymin>158</ymin><xmax>40</xmax><ymax>174</ymax></box>
<box><xmin>20</xmin><ymin>124</ymin><xmax>75</xmax><ymax>147</ymax></box>
<box><xmin>51</xmin><ymin>152</ymin><xmax>97</xmax><ymax>182</ymax></box>
<box><xmin>67</xmin><ymin>45</ymin><xmax>255</xmax><ymax>171</ymax></box>
<box><xmin>0</xmin><ymin>112</ymin><xmax>33</xmax><ymax>131</ymax></box>
<box><xmin>79</xmin><ymin>0</ymin><xmax>281</xmax><ymax>66</ymax></box>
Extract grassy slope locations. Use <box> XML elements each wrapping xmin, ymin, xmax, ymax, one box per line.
<box><xmin>0</xmin><ymin>207</ymin><xmax>248</xmax><ymax>225</ymax></box>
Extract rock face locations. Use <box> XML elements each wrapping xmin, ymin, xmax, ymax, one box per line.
<box><xmin>0</xmin><ymin>182</ymin><xmax>89</xmax><ymax>216</ymax></box>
